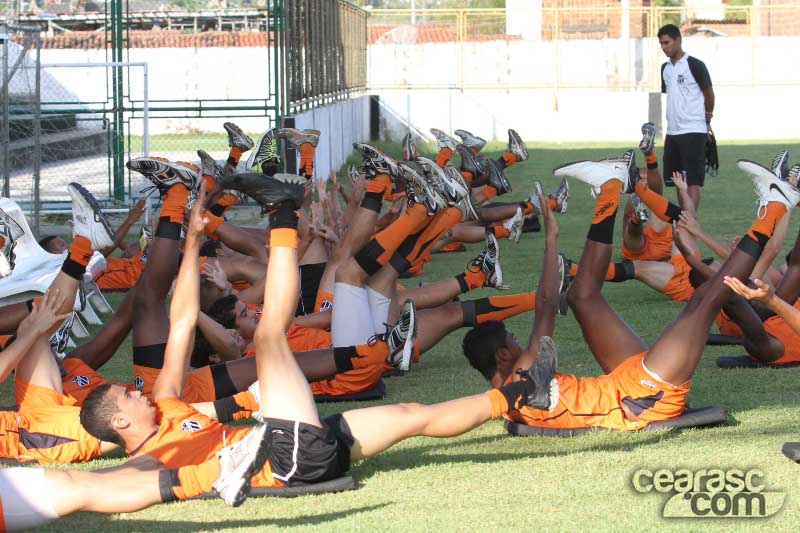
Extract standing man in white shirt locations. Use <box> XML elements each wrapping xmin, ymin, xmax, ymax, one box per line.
<box><xmin>658</xmin><ymin>23</ymin><xmax>715</xmax><ymax>209</ymax></box>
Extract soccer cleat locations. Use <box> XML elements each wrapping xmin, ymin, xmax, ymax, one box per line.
<box><xmin>276</xmin><ymin>127</ymin><xmax>321</xmax><ymax>149</ymax></box>
<box><xmin>443</xmin><ymin>165</ymin><xmax>479</xmax><ymax>220</ymax></box>
<box><xmin>385</xmin><ymin>299</ymin><xmax>417</xmax><ymax>372</ymax></box>
<box><xmin>557</xmin><ymin>253</ymin><xmax>574</xmax><ymax>316</ymax></box>
<box><xmin>127</xmin><ymin>158</ymin><xmax>200</xmax><ymax>192</ymax></box>
<box><xmin>639</xmin><ymin>122</ymin><xmax>656</xmax><ymax>154</ymax></box>
<box><xmin>481</xmin><ymin>232</ymin><xmax>505</xmax><ymax>289</ymax></box>
<box><xmin>630</xmin><ymin>194</ymin><xmax>649</xmax><ymax>224</ymax></box>
<box><xmin>219</xmin><ymin>172</ymin><xmax>306</xmax><ymax>213</ymax></box>
<box><xmin>68</xmin><ymin>183</ymin><xmax>116</xmax><ymax>250</ymax></box>
<box><xmin>49</xmin><ymin>311</ymin><xmax>76</xmax><ymax>356</ymax></box>
<box><xmin>549</xmin><ymin>178</ymin><xmax>569</xmax><ymax>214</ymax></box>
<box><xmin>507</xmin><ymin>128</ymin><xmax>528</xmax><ymax>162</ymax></box>
<box><xmin>771</xmin><ymin>149</ymin><xmax>790</xmax><ymax>181</ymax></box>
<box><xmin>197</xmin><ymin>150</ymin><xmax>226</xmax><ymax>184</ymax></box>
<box><xmin>0</xmin><ymin>207</ymin><xmax>24</xmax><ymax>276</ymax></box>
<box><xmin>353</xmin><ymin>143</ymin><xmax>399</xmax><ymax>179</ymax></box>
<box><xmin>348</xmin><ymin>164</ymin><xmax>360</xmax><ymax>184</ymax></box>
<box><xmin>527</xmin><ymin>181</ymin><xmax>544</xmax><ymax>213</ymax></box>
<box><xmin>503</xmin><ymin>207</ymin><xmax>525</xmax><ymax>243</ymax></box>
<box><xmin>402</xmin><ymin>132</ymin><xmax>418</xmax><ymax>161</ymax></box>
<box><xmin>738</xmin><ymin>159</ymin><xmax>800</xmax><ymax>211</ymax></box>
<box><xmin>418</xmin><ymin>157</ymin><xmax>469</xmax><ymax>207</ymax></box>
<box><xmin>454</xmin><ymin>129</ymin><xmax>487</xmax><ymax>153</ymax></box>
<box><xmin>223</xmin><ymin>122</ymin><xmax>255</xmax><ymax>152</ymax></box>
<box><xmin>456</xmin><ymin>144</ymin><xmax>483</xmax><ymax>180</ymax></box>
<box><xmin>485</xmin><ymin>160</ymin><xmax>512</xmax><ymax>195</ymax></box>
<box><xmin>788</xmin><ymin>164</ymin><xmax>800</xmax><ymax>189</ymax></box>
<box><xmin>399</xmin><ymin>161</ymin><xmax>446</xmax><ymax>215</ymax></box>
<box><xmin>553</xmin><ymin>151</ymin><xmax>636</xmax><ymax>196</ymax></box>
<box><xmin>517</xmin><ymin>336</ymin><xmax>559</xmax><ymax>410</ymax></box>
<box><xmin>212</xmin><ymin>422</ymin><xmax>271</xmax><ymax>507</ymax></box>
<box><xmin>245</xmin><ymin>128</ymin><xmax>280</xmax><ymax>173</ymax></box>
<box><xmin>430</xmin><ymin>128</ymin><xmax>458</xmax><ymax>152</ymax></box>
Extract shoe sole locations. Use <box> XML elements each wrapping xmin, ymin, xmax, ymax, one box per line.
<box><xmin>399</xmin><ymin>301</ymin><xmax>416</xmax><ymax>372</ymax></box>
<box><xmin>69</xmin><ymin>182</ymin><xmax>117</xmax><ymax>245</ymax></box>
<box><xmin>487</xmin><ymin>233</ymin><xmax>503</xmax><ymax>288</ymax></box>
<box><xmin>247</xmin><ymin>128</ymin><xmax>279</xmax><ymax>170</ymax></box>
<box><xmin>223</xmin><ymin>122</ymin><xmax>255</xmax><ymax>151</ymax></box>
<box><xmin>508</xmin><ymin>129</ymin><xmax>528</xmax><ymax>160</ymax></box>
<box><xmin>218</xmin><ymin>424</ymin><xmax>271</xmax><ymax>507</ymax></box>
<box><xmin>528</xmin><ymin>337</ymin><xmax>559</xmax><ymax>409</ymax></box>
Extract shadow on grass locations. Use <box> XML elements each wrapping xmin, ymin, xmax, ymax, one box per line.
<box><xmin>351</xmin><ymin>428</ymin><xmax>685</xmax><ymax>479</ymax></box>
<box><xmin>54</xmin><ymin>503</ymin><xmax>391</xmax><ymax>532</ymax></box>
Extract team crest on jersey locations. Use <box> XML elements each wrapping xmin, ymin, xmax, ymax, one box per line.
<box><xmin>640</xmin><ymin>378</ymin><xmax>658</xmax><ymax>390</ymax></box>
<box><xmin>71</xmin><ymin>375</ymin><xmax>90</xmax><ymax>387</ymax></box>
<box><xmin>677</xmin><ymin>74</ymin><xmax>685</xmax><ymax>84</ymax></box>
<box><xmin>181</xmin><ymin>419</ymin><xmax>202</xmax><ymax>432</ymax></box>
<box><xmin>134</xmin><ymin>375</ymin><xmax>145</xmax><ymax>392</ymax></box>
<box><xmin>320</xmin><ymin>299</ymin><xmax>332</xmax><ymax>312</ymax></box>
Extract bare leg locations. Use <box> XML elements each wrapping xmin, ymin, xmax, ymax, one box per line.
<box><xmin>256</xmin><ymin>217</ymin><xmax>321</xmax><ymax>427</ymax></box>
<box><xmin>342</xmin><ymin>393</ymin><xmax>495</xmax><ymax>461</ymax></box>
<box><xmin>644</xmin><ymin>202</ymin><xmax>788</xmax><ymax>384</ymax></box>
<box><xmin>687</xmin><ymin>185</ymin><xmax>701</xmax><ymax>211</ymax></box>
<box><xmin>0</xmin><ymin>302</ymin><xmax>32</xmax><ymax>334</ymax></box>
<box><xmin>67</xmin><ymin>288</ymin><xmax>135</xmax><ymax>370</ymax></box>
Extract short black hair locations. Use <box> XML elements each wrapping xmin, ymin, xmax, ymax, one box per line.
<box><xmin>38</xmin><ymin>235</ymin><xmax>59</xmax><ymax>251</ymax></box>
<box><xmin>462</xmin><ymin>321</ymin><xmax>507</xmax><ymax>381</ymax></box>
<box><xmin>79</xmin><ymin>383</ymin><xmax>125</xmax><ymax>446</ymax></box>
<box><xmin>199</xmin><ymin>239</ymin><xmax>222</xmax><ymax>258</ymax></box>
<box><xmin>657</xmin><ymin>24</ymin><xmax>681</xmax><ymax>40</ymax></box>
<box><xmin>206</xmin><ymin>294</ymin><xmax>239</xmax><ymax>329</ymax></box>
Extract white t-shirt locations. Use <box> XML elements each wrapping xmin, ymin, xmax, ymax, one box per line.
<box><xmin>661</xmin><ymin>54</ymin><xmax>712</xmax><ymax>135</ymax></box>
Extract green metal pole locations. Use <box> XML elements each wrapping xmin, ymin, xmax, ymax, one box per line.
<box><xmin>111</xmin><ymin>0</ymin><xmax>125</xmax><ymax>202</ymax></box>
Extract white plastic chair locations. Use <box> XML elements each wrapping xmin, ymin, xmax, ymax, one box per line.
<box><xmin>0</xmin><ymin>198</ymin><xmax>66</xmax><ymax>306</ymax></box>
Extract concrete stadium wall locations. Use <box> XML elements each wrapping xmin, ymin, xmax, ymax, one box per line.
<box><xmin>289</xmin><ymin>96</ymin><xmax>371</xmax><ymax>179</ymax></box>
<box><xmin>34</xmin><ymin>35</ymin><xmax>800</xmax><ymax>145</ymax></box>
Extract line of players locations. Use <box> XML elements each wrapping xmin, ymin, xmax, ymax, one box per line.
<box><xmin>1</xmin><ymin>122</ymin><xmax>799</xmax><ymax>529</ymax></box>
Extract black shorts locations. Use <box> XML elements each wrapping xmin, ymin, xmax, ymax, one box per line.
<box><xmin>663</xmin><ymin>133</ymin><xmax>707</xmax><ymax>187</ymax></box>
<box><xmin>296</xmin><ymin>262</ymin><xmax>326</xmax><ymax>316</ymax></box>
<box><xmin>265</xmin><ymin>414</ymin><xmax>353</xmax><ymax>486</ymax></box>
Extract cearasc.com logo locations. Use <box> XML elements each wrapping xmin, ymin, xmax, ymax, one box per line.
<box><xmin>631</xmin><ymin>468</ymin><xmax>785</xmax><ymax>518</ymax></box>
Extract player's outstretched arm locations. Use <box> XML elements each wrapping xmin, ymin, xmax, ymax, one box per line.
<box><xmin>724</xmin><ymin>276</ymin><xmax>800</xmax><ymax>336</ymax></box>
<box><xmin>153</xmin><ymin>181</ymin><xmax>208</xmax><ymax>401</ymax></box>
<box><xmin>0</xmin><ymin>289</ymin><xmax>69</xmax><ymax>382</ymax></box>
<box><xmin>516</xmin><ymin>189</ymin><xmax>559</xmax><ymax>372</ymax></box>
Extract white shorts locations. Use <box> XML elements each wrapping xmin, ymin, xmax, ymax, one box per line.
<box><xmin>0</xmin><ymin>467</ymin><xmax>58</xmax><ymax>531</ymax></box>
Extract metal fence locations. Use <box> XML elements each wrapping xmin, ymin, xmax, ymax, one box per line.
<box><xmin>1</xmin><ymin>0</ymin><xmax>368</xmax><ymax>216</ymax></box>
<box><xmin>367</xmin><ymin>5</ymin><xmax>800</xmax><ymax>92</ymax></box>
<box><xmin>285</xmin><ymin>0</ymin><xmax>367</xmax><ymax>114</ymax></box>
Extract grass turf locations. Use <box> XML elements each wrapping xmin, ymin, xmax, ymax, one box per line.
<box><xmin>5</xmin><ymin>141</ymin><xmax>800</xmax><ymax>531</ymax></box>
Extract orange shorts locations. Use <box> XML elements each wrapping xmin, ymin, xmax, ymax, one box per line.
<box><xmin>61</xmin><ymin>358</ymin><xmax>132</xmax><ymax>405</ymax></box>
<box><xmin>132</xmin><ymin>364</ymin><xmax>217</xmax><ymax>402</ymax></box>
<box><xmin>715</xmin><ymin>309</ymin><xmax>744</xmax><ymax>338</ymax></box>
<box><xmin>95</xmin><ymin>254</ymin><xmax>146</xmax><ymax>290</ymax></box>
<box><xmin>12</xmin><ymin>380</ymin><xmax>102</xmax><ymax>464</ymax></box>
<box><xmin>660</xmin><ymin>253</ymin><xmax>695</xmax><ymax>302</ymax></box>
<box><xmin>310</xmin><ymin>361</ymin><xmax>385</xmax><ymax>397</ymax></box>
<box><xmin>622</xmin><ymin>224</ymin><xmax>673</xmax><ymax>261</ymax></box>
<box><xmin>507</xmin><ymin>353</ymin><xmax>690</xmax><ymax>432</ymax></box>
<box><xmin>763</xmin><ymin>316</ymin><xmax>800</xmax><ymax>364</ymax></box>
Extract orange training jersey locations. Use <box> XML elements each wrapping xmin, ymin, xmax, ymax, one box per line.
<box><xmin>134</xmin><ymin>397</ymin><xmax>278</xmax><ymax>487</ymax></box>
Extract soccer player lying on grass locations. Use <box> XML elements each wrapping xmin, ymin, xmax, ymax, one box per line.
<box><xmin>77</xmin><ymin>173</ymin><xmax>558</xmax><ymax>500</ymax></box>
<box><xmin>672</xmin><ymin>161</ymin><xmax>800</xmax><ymax>366</ymax></box>
<box><xmin>618</xmin><ymin>122</ymin><xmax>675</xmax><ymax>263</ymax></box>
<box><xmin>0</xmin><ymin>442</ymin><xmax>264</xmax><ymax>533</ymax></box>
<box><xmin>464</xmin><ymin>150</ymin><xmax>796</xmax><ymax>431</ymax></box>
<box><xmin>0</xmin><ymin>184</ymin><xmax>123</xmax><ymax>464</ymax></box>
<box><xmin>565</xmin><ymin>168</ymin><xmax>699</xmax><ymax>303</ymax></box>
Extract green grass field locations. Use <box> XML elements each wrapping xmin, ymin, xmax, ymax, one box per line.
<box><xmin>6</xmin><ymin>141</ymin><xmax>800</xmax><ymax>531</ymax></box>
